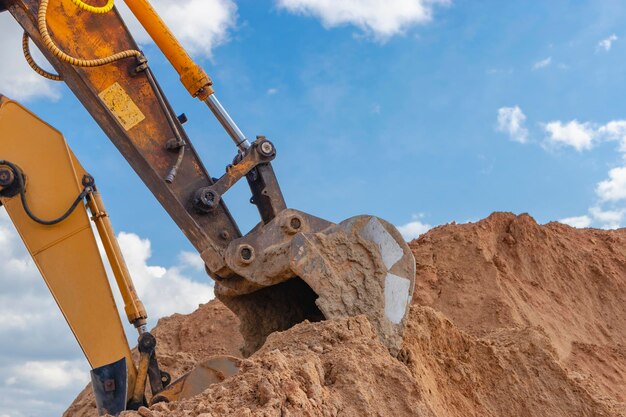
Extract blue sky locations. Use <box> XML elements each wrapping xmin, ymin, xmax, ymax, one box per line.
<box><xmin>1</xmin><ymin>0</ymin><xmax>626</xmax><ymax>415</ymax></box>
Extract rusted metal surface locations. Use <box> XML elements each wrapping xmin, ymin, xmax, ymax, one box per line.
<box><xmin>3</xmin><ymin>0</ymin><xmax>240</xmax><ymax>276</ymax></box>
<box><xmin>201</xmin><ymin>137</ymin><xmax>276</xmax><ymax>202</ymax></box>
<box><xmin>219</xmin><ymin>213</ymin><xmax>416</xmax><ymax>356</ymax></box>
<box><xmin>219</xmin><ymin>209</ymin><xmax>333</xmax><ymax>295</ymax></box>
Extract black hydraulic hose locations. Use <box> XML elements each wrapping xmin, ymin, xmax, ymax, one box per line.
<box><xmin>0</xmin><ymin>160</ymin><xmax>91</xmax><ymax>226</ymax></box>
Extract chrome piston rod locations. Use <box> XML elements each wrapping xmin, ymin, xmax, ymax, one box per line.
<box><xmin>205</xmin><ymin>94</ymin><xmax>251</xmax><ymax>151</ymax></box>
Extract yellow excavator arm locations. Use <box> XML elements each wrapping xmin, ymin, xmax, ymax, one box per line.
<box><xmin>0</xmin><ymin>95</ymin><xmax>240</xmax><ymax>413</ymax></box>
<box><xmin>0</xmin><ymin>0</ymin><xmax>416</xmax><ymax>415</ymax></box>
<box><xmin>0</xmin><ymin>96</ymin><xmax>142</xmax><ymax>412</ymax></box>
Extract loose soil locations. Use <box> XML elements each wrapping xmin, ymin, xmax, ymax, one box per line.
<box><xmin>65</xmin><ymin>212</ymin><xmax>626</xmax><ymax>417</ymax></box>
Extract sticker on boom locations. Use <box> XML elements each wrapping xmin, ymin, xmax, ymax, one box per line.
<box><xmin>98</xmin><ymin>82</ymin><xmax>145</xmax><ymax>131</ymax></box>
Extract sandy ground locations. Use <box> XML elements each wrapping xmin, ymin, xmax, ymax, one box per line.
<box><xmin>65</xmin><ymin>212</ymin><xmax>626</xmax><ymax>417</ymax></box>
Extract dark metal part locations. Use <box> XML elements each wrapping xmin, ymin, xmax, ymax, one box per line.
<box><xmin>193</xmin><ymin>188</ymin><xmax>220</xmax><ymax>213</ymax></box>
<box><xmin>246</xmin><ymin>162</ymin><xmax>287</xmax><ymax>223</ymax></box>
<box><xmin>137</xmin><ymin>332</ymin><xmax>168</xmax><ymax>396</ymax></box>
<box><xmin>132</xmin><ymin>55</ymin><xmax>148</xmax><ymax>74</ymax></box>
<box><xmin>90</xmin><ymin>357</ymin><xmax>128</xmax><ymax>417</ymax></box>
<box><xmin>165</xmin><ymin>137</ymin><xmax>184</xmax><ymax>150</ymax></box>
<box><xmin>0</xmin><ymin>164</ymin><xmax>20</xmax><ymax>198</ymax></box>
<box><xmin>177</xmin><ymin>113</ymin><xmax>188</xmax><ymax>124</ymax></box>
<box><xmin>148</xmin><ymin>353</ymin><xmax>167</xmax><ymax>394</ymax></box>
<box><xmin>0</xmin><ymin>167</ymin><xmax>14</xmax><ymax>186</ymax></box>
<box><xmin>193</xmin><ymin>138</ymin><xmax>277</xmax><ymax>209</ymax></box>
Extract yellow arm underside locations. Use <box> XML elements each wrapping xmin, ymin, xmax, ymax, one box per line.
<box><xmin>0</xmin><ymin>96</ymin><xmax>137</xmax><ymax>390</ymax></box>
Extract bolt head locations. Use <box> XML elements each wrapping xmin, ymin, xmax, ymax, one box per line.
<box><xmin>259</xmin><ymin>140</ymin><xmax>275</xmax><ymax>157</ymax></box>
<box><xmin>283</xmin><ymin>215</ymin><xmax>304</xmax><ymax>234</ymax></box>
<box><xmin>290</xmin><ymin>217</ymin><xmax>302</xmax><ymax>230</ymax></box>
<box><xmin>0</xmin><ymin>169</ymin><xmax>14</xmax><ymax>186</ymax></box>
<box><xmin>237</xmin><ymin>244</ymin><xmax>255</xmax><ymax>264</ymax></box>
<box><xmin>193</xmin><ymin>188</ymin><xmax>221</xmax><ymax>213</ymax></box>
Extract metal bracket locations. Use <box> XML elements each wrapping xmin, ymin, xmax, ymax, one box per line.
<box><xmin>91</xmin><ymin>358</ymin><xmax>128</xmax><ymax>417</ymax></box>
<box><xmin>192</xmin><ymin>137</ymin><xmax>277</xmax><ymax>213</ymax></box>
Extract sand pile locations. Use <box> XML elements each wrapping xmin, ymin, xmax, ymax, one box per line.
<box><xmin>66</xmin><ymin>212</ymin><xmax>626</xmax><ymax>417</ymax></box>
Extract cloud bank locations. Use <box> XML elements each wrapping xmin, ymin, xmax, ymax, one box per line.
<box><xmin>276</xmin><ymin>0</ymin><xmax>450</xmax><ymax>40</ymax></box>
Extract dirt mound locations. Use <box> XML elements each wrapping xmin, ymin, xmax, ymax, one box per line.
<box><xmin>410</xmin><ymin>212</ymin><xmax>626</xmax><ymax>413</ymax></box>
<box><xmin>66</xmin><ymin>212</ymin><xmax>626</xmax><ymax>416</ymax></box>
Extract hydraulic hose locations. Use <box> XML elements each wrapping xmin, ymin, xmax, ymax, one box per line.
<box><xmin>70</xmin><ymin>0</ymin><xmax>115</xmax><ymax>14</ymax></box>
<box><xmin>37</xmin><ymin>0</ymin><xmax>142</xmax><ymax>68</ymax></box>
<box><xmin>22</xmin><ymin>32</ymin><xmax>62</xmax><ymax>81</ymax></box>
<box><xmin>0</xmin><ymin>160</ymin><xmax>91</xmax><ymax>226</ymax></box>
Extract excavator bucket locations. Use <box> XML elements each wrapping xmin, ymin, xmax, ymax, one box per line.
<box><xmin>217</xmin><ymin>210</ymin><xmax>416</xmax><ymax>357</ymax></box>
<box><xmin>292</xmin><ymin>216</ymin><xmax>416</xmax><ymax>354</ymax></box>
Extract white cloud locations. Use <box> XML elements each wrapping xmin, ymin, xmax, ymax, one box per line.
<box><xmin>0</xmin><ymin>13</ymin><xmax>61</xmax><ymax>102</ymax></box>
<box><xmin>276</xmin><ymin>0</ymin><xmax>450</xmax><ymax>40</ymax></box>
<box><xmin>496</xmin><ymin>106</ymin><xmax>529</xmax><ymax>143</ymax></box>
<box><xmin>107</xmin><ymin>232</ymin><xmax>214</xmax><ymax>319</ymax></box>
<box><xmin>5</xmin><ymin>360</ymin><xmax>88</xmax><ymax>391</ymax></box>
<box><xmin>597</xmin><ymin>34</ymin><xmax>618</xmax><ymax>52</ymax></box>
<box><xmin>0</xmin><ymin>208</ymin><xmax>213</xmax><ymax>417</ymax></box>
<box><xmin>590</xmin><ymin>206</ymin><xmax>624</xmax><ymax>229</ymax></box>
<box><xmin>397</xmin><ymin>217</ymin><xmax>432</xmax><ymax>241</ymax></box>
<box><xmin>267</xmin><ymin>88</ymin><xmax>279</xmax><ymax>96</ymax></box>
<box><xmin>596</xmin><ymin>166</ymin><xmax>626</xmax><ymax>203</ymax></box>
<box><xmin>598</xmin><ymin>120</ymin><xmax>626</xmax><ymax>153</ymax></box>
<box><xmin>559</xmin><ymin>215</ymin><xmax>592</xmax><ymax>228</ymax></box>
<box><xmin>178</xmin><ymin>250</ymin><xmax>206</xmax><ymax>272</ymax></box>
<box><xmin>116</xmin><ymin>0</ymin><xmax>238</xmax><ymax>57</ymax></box>
<box><xmin>532</xmin><ymin>57</ymin><xmax>552</xmax><ymax>70</ymax></box>
<box><xmin>544</xmin><ymin>120</ymin><xmax>596</xmax><ymax>151</ymax></box>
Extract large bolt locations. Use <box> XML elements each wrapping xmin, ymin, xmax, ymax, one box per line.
<box><xmin>258</xmin><ymin>140</ymin><xmax>275</xmax><ymax>157</ymax></box>
<box><xmin>0</xmin><ymin>168</ymin><xmax>14</xmax><ymax>187</ymax></box>
<box><xmin>237</xmin><ymin>244</ymin><xmax>255</xmax><ymax>265</ymax></box>
<box><xmin>283</xmin><ymin>214</ymin><xmax>304</xmax><ymax>235</ymax></box>
<box><xmin>192</xmin><ymin>188</ymin><xmax>221</xmax><ymax>213</ymax></box>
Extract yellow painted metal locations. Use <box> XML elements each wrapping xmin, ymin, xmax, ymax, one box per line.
<box><xmin>121</xmin><ymin>0</ymin><xmax>214</xmax><ymax>100</ymax></box>
<box><xmin>87</xmin><ymin>190</ymin><xmax>147</xmax><ymax>328</ymax></box>
<box><xmin>98</xmin><ymin>82</ymin><xmax>146</xmax><ymax>132</ymax></box>
<box><xmin>131</xmin><ymin>351</ymin><xmax>151</xmax><ymax>405</ymax></box>
<box><xmin>0</xmin><ymin>96</ymin><xmax>137</xmax><ymax>394</ymax></box>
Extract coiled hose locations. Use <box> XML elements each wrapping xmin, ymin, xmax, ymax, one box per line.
<box><xmin>22</xmin><ymin>32</ymin><xmax>62</xmax><ymax>81</ymax></box>
<box><xmin>70</xmin><ymin>0</ymin><xmax>114</xmax><ymax>14</ymax></box>
<box><xmin>35</xmin><ymin>0</ymin><xmax>142</xmax><ymax>68</ymax></box>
